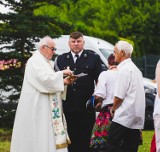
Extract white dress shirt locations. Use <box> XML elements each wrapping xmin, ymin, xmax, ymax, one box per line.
<box><xmin>112</xmin><ymin>58</ymin><xmax>145</xmax><ymax>129</ymax></box>
<box><xmin>71</xmin><ymin>51</ymin><xmax>83</xmax><ymax>63</ymax></box>
<box><xmin>94</xmin><ymin>70</ymin><xmax>117</xmax><ymax>107</ymax></box>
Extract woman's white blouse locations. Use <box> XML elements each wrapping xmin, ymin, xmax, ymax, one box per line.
<box><xmin>94</xmin><ymin>70</ymin><xmax>117</xmax><ymax>107</ymax></box>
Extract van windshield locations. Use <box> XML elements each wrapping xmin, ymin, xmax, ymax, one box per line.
<box><xmin>99</xmin><ymin>49</ymin><xmax>113</xmax><ymax>59</ymax></box>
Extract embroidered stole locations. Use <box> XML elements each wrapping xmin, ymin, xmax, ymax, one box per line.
<box><xmin>50</xmin><ymin>94</ymin><xmax>71</xmax><ymax>149</ymax></box>
<box><xmin>47</xmin><ymin>60</ymin><xmax>71</xmax><ymax>149</ymax></box>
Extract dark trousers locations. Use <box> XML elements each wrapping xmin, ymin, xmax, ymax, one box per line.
<box><xmin>105</xmin><ymin>122</ymin><xmax>140</xmax><ymax>152</ymax></box>
<box><xmin>64</xmin><ymin>111</ymin><xmax>95</xmax><ymax>152</ymax></box>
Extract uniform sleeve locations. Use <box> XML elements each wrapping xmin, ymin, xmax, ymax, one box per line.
<box><xmin>25</xmin><ymin>57</ymin><xmax>64</xmax><ymax>93</ymax></box>
<box><xmin>94</xmin><ymin>71</ymin><xmax>107</xmax><ymax>98</ymax></box>
<box><xmin>53</xmin><ymin>56</ymin><xmax>60</xmax><ymax>72</ymax></box>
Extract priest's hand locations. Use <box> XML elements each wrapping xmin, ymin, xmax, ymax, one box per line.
<box><xmin>63</xmin><ymin>76</ymin><xmax>77</xmax><ymax>85</ymax></box>
<box><xmin>62</xmin><ymin>68</ymin><xmax>73</xmax><ymax>76</ymax></box>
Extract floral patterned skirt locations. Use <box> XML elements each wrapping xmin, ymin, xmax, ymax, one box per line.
<box><xmin>90</xmin><ymin>104</ymin><xmax>143</xmax><ymax>152</ymax></box>
<box><xmin>90</xmin><ymin>104</ymin><xmax>113</xmax><ymax>151</ymax></box>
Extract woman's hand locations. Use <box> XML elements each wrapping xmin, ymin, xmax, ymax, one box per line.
<box><xmin>94</xmin><ymin>96</ymin><xmax>103</xmax><ymax>111</ymax></box>
<box><xmin>110</xmin><ymin>107</ymin><xmax>115</xmax><ymax>117</ymax></box>
<box><xmin>94</xmin><ymin>102</ymin><xmax>102</xmax><ymax>111</ymax></box>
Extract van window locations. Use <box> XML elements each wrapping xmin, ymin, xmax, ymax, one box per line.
<box><xmin>99</xmin><ymin>49</ymin><xmax>113</xmax><ymax>59</ymax></box>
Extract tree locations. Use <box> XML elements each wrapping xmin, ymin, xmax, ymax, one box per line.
<box><xmin>104</xmin><ymin>0</ymin><xmax>160</xmax><ymax>55</ymax></box>
<box><xmin>35</xmin><ymin>0</ymin><xmax>160</xmax><ymax>55</ymax></box>
<box><xmin>0</xmin><ymin>0</ymin><xmax>72</xmax><ymax>102</ymax></box>
<box><xmin>34</xmin><ymin>0</ymin><xmax>119</xmax><ymax>44</ymax></box>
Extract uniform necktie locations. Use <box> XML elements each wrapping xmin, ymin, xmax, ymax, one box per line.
<box><xmin>75</xmin><ymin>54</ymin><xmax>80</xmax><ymax>64</ymax></box>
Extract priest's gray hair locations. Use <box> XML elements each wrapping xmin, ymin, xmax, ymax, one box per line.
<box><xmin>116</xmin><ymin>40</ymin><xmax>133</xmax><ymax>57</ymax></box>
<box><xmin>36</xmin><ymin>36</ymin><xmax>52</xmax><ymax>51</ymax></box>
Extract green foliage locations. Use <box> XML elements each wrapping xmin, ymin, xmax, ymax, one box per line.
<box><xmin>34</xmin><ymin>0</ymin><xmax>160</xmax><ymax>55</ymax></box>
<box><xmin>0</xmin><ymin>68</ymin><xmax>23</xmax><ymax>102</ymax></box>
<box><xmin>99</xmin><ymin>31</ymin><xmax>119</xmax><ymax>46</ymax></box>
<box><xmin>105</xmin><ymin>0</ymin><xmax>160</xmax><ymax>55</ymax></box>
<box><xmin>0</xmin><ymin>102</ymin><xmax>17</xmax><ymax>128</ymax></box>
<box><xmin>34</xmin><ymin>0</ymin><xmax>119</xmax><ymax>44</ymax></box>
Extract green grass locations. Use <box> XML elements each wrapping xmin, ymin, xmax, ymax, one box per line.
<box><xmin>138</xmin><ymin>130</ymin><xmax>154</xmax><ymax>152</ymax></box>
<box><xmin>0</xmin><ymin>129</ymin><xmax>12</xmax><ymax>152</ymax></box>
<box><xmin>0</xmin><ymin>128</ymin><xmax>154</xmax><ymax>152</ymax></box>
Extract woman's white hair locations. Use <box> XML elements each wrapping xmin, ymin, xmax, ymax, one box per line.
<box><xmin>116</xmin><ymin>40</ymin><xmax>133</xmax><ymax>56</ymax></box>
<box><xmin>36</xmin><ymin>36</ymin><xmax>52</xmax><ymax>51</ymax></box>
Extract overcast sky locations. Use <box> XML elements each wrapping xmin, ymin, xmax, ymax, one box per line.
<box><xmin>0</xmin><ymin>0</ymin><xmax>20</xmax><ymax>13</ymax></box>
<box><xmin>0</xmin><ymin>4</ymin><xmax>10</xmax><ymax>13</ymax></box>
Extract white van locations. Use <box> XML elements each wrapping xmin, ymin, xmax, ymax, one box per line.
<box><xmin>53</xmin><ymin>35</ymin><xmax>114</xmax><ymax>69</ymax></box>
<box><xmin>53</xmin><ymin>35</ymin><xmax>156</xmax><ymax>127</ymax></box>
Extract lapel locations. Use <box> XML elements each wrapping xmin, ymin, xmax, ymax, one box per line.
<box><xmin>76</xmin><ymin>50</ymin><xmax>88</xmax><ymax>67</ymax></box>
<box><xmin>64</xmin><ymin>52</ymin><xmax>74</xmax><ymax>68</ymax></box>
<box><xmin>63</xmin><ymin>50</ymin><xmax>89</xmax><ymax>69</ymax></box>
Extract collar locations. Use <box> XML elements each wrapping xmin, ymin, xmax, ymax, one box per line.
<box><xmin>37</xmin><ymin>50</ymin><xmax>50</xmax><ymax>62</ymax></box>
<box><xmin>71</xmin><ymin>50</ymin><xmax>83</xmax><ymax>58</ymax></box>
<box><xmin>117</xmin><ymin>58</ymin><xmax>131</xmax><ymax>70</ymax></box>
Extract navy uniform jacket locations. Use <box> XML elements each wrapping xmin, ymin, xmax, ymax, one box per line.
<box><xmin>54</xmin><ymin>50</ymin><xmax>103</xmax><ymax>112</ymax></box>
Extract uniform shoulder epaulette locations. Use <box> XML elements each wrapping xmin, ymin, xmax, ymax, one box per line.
<box><xmin>58</xmin><ymin>52</ymin><xmax>70</xmax><ymax>60</ymax></box>
<box><xmin>86</xmin><ymin>49</ymin><xmax>99</xmax><ymax>56</ymax></box>
<box><xmin>85</xmin><ymin>49</ymin><xmax>93</xmax><ymax>53</ymax></box>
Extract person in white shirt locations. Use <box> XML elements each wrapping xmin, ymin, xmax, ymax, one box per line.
<box><xmin>153</xmin><ymin>60</ymin><xmax>160</xmax><ymax>152</ymax></box>
<box><xmin>105</xmin><ymin>41</ymin><xmax>145</xmax><ymax>152</ymax></box>
<box><xmin>10</xmin><ymin>36</ymin><xmax>76</xmax><ymax>152</ymax></box>
<box><xmin>94</xmin><ymin>53</ymin><xmax>118</xmax><ymax>110</ymax></box>
<box><xmin>90</xmin><ymin>53</ymin><xmax>118</xmax><ymax>150</ymax></box>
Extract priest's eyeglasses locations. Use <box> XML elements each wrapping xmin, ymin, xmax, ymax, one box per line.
<box><xmin>44</xmin><ymin>45</ymin><xmax>57</xmax><ymax>51</ymax></box>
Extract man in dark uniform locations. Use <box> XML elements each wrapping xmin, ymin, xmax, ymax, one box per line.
<box><xmin>54</xmin><ymin>31</ymin><xmax>102</xmax><ymax>152</ymax></box>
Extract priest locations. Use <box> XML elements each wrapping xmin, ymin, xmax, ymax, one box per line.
<box><xmin>10</xmin><ymin>36</ymin><xmax>75</xmax><ymax>152</ymax></box>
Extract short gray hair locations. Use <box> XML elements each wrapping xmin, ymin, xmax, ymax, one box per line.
<box><xmin>116</xmin><ymin>41</ymin><xmax>133</xmax><ymax>56</ymax></box>
<box><xmin>37</xmin><ymin>36</ymin><xmax>52</xmax><ymax>50</ymax></box>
